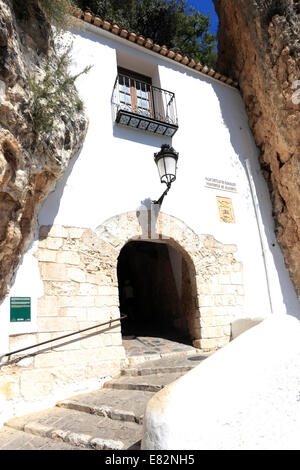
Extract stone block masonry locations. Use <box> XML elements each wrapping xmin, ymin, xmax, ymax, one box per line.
<box><xmin>1</xmin><ymin>216</ymin><xmax>244</xmax><ymax>420</ymax></box>
<box><xmin>1</xmin><ymin>225</ymin><xmax>126</xmax><ymax>421</ymax></box>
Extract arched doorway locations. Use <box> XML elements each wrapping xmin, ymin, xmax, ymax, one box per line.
<box><xmin>117</xmin><ymin>240</ymin><xmax>194</xmax><ymax>344</ymax></box>
<box><xmin>87</xmin><ymin>210</ymin><xmax>242</xmax><ymax>350</ymax></box>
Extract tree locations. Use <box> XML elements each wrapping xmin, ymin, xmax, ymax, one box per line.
<box><xmin>174</xmin><ymin>3</ymin><xmax>217</xmax><ymax>67</ymax></box>
<box><xmin>74</xmin><ymin>0</ymin><xmax>217</xmax><ymax>67</ymax></box>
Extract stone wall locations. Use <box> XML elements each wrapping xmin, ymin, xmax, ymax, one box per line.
<box><xmin>97</xmin><ymin>211</ymin><xmax>244</xmax><ymax>349</ymax></box>
<box><xmin>36</xmin><ymin>224</ymin><xmax>122</xmax><ymax>353</ymax></box>
<box><xmin>192</xmin><ymin>236</ymin><xmax>244</xmax><ymax>350</ymax></box>
<box><xmin>0</xmin><ymin>225</ymin><xmax>125</xmax><ymax>417</ymax></box>
<box><xmin>0</xmin><ymin>212</ymin><xmax>244</xmax><ymax>416</ymax></box>
<box><xmin>36</xmin><ymin>212</ymin><xmax>243</xmax><ymax>351</ymax></box>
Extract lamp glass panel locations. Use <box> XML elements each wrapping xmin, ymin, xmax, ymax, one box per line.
<box><xmin>157</xmin><ymin>157</ymin><xmax>166</xmax><ymax>181</ymax></box>
<box><xmin>163</xmin><ymin>156</ymin><xmax>177</xmax><ymax>176</ymax></box>
<box><xmin>156</xmin><ymin>155</ymin><xmax>177</xmax><ymax>183</ymax></box>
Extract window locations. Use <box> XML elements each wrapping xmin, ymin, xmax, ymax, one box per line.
<box><xmin>118</xmin><ymin>67</ymin><xmax>153</xmax><ymax>118</ymax></box>
<box><xmin>113</xmin><ymin>67</ymin><xmax>178</xmax><ymax>136</ymax></box>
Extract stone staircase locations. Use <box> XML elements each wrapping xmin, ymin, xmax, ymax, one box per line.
<box><xmin>0</xmin><ymin>351</ymin><xmax>210</xmax><ymax>450</ymax></box>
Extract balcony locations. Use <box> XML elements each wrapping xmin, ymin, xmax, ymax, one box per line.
<box><xmin>112</xmin><ymin>73</ymin><xmax>178</xmax><ymax>137</ymax></box>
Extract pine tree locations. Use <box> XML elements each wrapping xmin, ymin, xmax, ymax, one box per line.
<box><xmin>75</xmin><ymin>0</ymin><xmax>217</xmax><ymax>67</ymax></box>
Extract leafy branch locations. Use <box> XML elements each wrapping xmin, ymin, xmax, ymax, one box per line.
<box><xmin>27</xmin><ymin>47</ymin><xmax>91</xmax><ymax>136</ymax></box>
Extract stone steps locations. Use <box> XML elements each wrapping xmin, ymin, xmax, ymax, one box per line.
<box><xmin>104</xmin><ymin>372</ymin><xmax>184</xmax><ymax>392</ymax></box>
<box><xmin>1</xmin><ymin>348</ymin><xmax>211</xmax><ymax>450</ymax></box>
<box><xmin>4</xmin><ymin>407</ymin><xmax>142</xmax><ymax>450</ymax></box>
<box><xmin>0</xmin><ymin>426</ymin><xmax>82</xmax><ymax>450</ymax></box>
<box><xmin>121</xmin><ymin>352</ymin><xmax>210</xmax><ymax>376</ymax></box>
<box><xmin>57</xmin><ymin>388</ymin><xmax>155</xmax><ymax>425</ymax></box>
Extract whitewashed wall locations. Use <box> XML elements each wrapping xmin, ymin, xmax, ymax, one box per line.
<box><xmin>1</xmin><ymin>20</ymin><xmax>299</xmax><ymax>351</ymax></box>
<box><xmin>142</xmin><ymin>315</ymin><xmax>300</xmax><ymax>450</ymax></box>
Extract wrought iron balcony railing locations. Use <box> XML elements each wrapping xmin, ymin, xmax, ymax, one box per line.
<box><xmin>112</xmin><ymin>73</ymin><xmax>179</xmax><ymax>137</ymax></box>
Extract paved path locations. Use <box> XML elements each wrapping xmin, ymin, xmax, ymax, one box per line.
<box><xmin>0</xmin><ymin>346</ymin><xmax>211</xmax><ymax>450</ymax></box>
<box><xmin>122</xmin><ymin>334</ymin><xmax>196</xmax><ymax>362</ymax></box>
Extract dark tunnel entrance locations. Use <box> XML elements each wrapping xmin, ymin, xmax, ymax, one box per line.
<box><xmin>117</xmin><ymin>240</ymin><xmax>194</xmax><ymax>344</ymax></box>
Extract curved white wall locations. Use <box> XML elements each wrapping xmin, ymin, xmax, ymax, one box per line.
<box><xmin>142</xmin><ymin>315</ymin><xmax>300</xmax><ymax>450</ymax></box>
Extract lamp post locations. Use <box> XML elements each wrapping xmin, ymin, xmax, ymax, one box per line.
<box><xmin>152</xmin><ymin>144</ymin><xmax>179</xmax><ymax>207</ymax></box>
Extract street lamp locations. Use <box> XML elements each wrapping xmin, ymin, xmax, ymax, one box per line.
<box><xmin>152</xmin><ymin>144</ymin><xmax>179</xmax><ymax>206</ymax></box>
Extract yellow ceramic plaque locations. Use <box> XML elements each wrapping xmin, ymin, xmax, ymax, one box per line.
<box><xmin>216</xmin><ymin>197</ymin><xmax>235</xmax><ymax>224</ymax></box>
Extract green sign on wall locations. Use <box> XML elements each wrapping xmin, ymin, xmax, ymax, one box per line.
<box><xmin>10</xmin><ymin>297</ymin><xmax>31</xmax><ymax>322</ymax></box>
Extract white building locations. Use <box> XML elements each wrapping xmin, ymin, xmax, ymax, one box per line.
<box><xmin>1</xmin><ymin>10</ymin><xmax>299</xmax><ymax>417</ymax></box>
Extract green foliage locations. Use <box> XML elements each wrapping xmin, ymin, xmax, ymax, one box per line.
<box><xmin>74</xmin><ymin>0</ymin><xmax>217</xmax><ymax>67</ymax></box>
<box><xmin>37</xmin><ymin>0</ymin><xmax>77</xmax><ymax>30</ymax></box>
<box><xmin>12</xmin><ymin>0</ymin><xmax>77</xmax><ymax>30</ymax></box>
<box><xmin>27</xmin><ymin>47</ymin><xmax>91</xmax><ymax>136</ymax></box>
<box><xmin>174</xmin><ymin>4</ymin><xmax>217</xmax><ymax>67</ymax></box>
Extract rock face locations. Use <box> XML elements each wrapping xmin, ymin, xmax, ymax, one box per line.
<box><xmin>213</xmin><ymin>0</ymin><xmax>300</xmax><ymax>297</ymax></box>
<box><xmin>0</xmin><ymin>0</ymin><xmax>88</xmax><ymax>299</ymax></box>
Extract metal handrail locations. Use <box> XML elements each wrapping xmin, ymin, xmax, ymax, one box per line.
<box><xmin>0</xmin><ymin>314</ymin><xmax>127</xmax><ymax>363</ymax></box>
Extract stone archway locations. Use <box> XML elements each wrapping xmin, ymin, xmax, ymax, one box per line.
<box><xmin>80</xmin><ymin>210</ymin><xmax>244</xmax><ymax>349</ymax></box>
<box><xmin>36</xmin><ymin>211</ymin><xmax>244</xmax><ymax>352</ymax></box>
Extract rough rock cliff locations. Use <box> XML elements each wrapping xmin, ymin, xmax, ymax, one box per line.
<box><xmin>213</xmin><ymin>0</ymin><xmax>300</xmax><ymax>297</ymax></box>
<box><xmin>0</xmin><ymin>0</ymin><xmax>88</xmax><ymax>300</ymax></box>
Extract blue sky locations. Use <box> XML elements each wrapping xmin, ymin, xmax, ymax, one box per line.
<box><xmin>185</xmin><ymin>0</ymin><xmax>219</xmax><ymax>36</ymax></box>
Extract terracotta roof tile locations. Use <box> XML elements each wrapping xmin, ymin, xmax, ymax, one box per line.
<box><xmin>137</xmin><ymin>35</ymin><xmax>145</xmax><ymax>46</ymax></box>
<box><xmin>74</xmin><ymin>9</ymin><xmax>238</xmax><ymax>89</ymax></box>
<box><xmin>174</xmin><ymin>53</ymin><xmax>183</xmax><ymax>61</ymax></box>
<box><xmin>93</xmin><ymin>16</ymin><xmax>102</xmax><ymax>27</ymax></box>
<box><xmin>83</xmin><ymin>11</ymin><xmax>92</xmax><ymax>23</ymax></box>
<box><xmin>181</xmin><ymin>56</ymin><xmax>189</xmax><ymax>65</ymax></box>
<box><xmin>152</xmin><ymin>44</ymin><xmax>161</xmax><ymax>52</ymax></box>
<box><xmin>128</xmin><ymin>32</ymin><xmax>137</xmax><ymax>42</ymax></box>
<box><xmin>167</xmin><ymin>50</ymin><xmax>176</xmax><ymax>59</ymax></box>
<box><xmin>144</xmin><ymin>38</ymin><xmax>153</xmax><ymax>49</ymax></box>
<box><xmin>112</xmin><ymin>24</ymin><xmax>120</xmax><ymax>35</ymax></box>
<box><xmin>102</xmin><ymin>20</ymin><xmax>111</xmax><ymax>31</ymax></box>
<box><xmin>120</xmin><ymin>28</ymin><xmax>128</xmax><ymax>38</ymax></box>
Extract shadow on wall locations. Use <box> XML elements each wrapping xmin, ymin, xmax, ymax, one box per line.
<box><xmin>210</xmin><ymin>79</ymin><xmax>300</xmax><ymax>318</ymax></box>
<box><xmin>37</xmin><ymin>148</ymin><xmax>83</xmax><ymax>229</ymax></box>
<box><xmin>112</xmin><ymin>123</ymin><xmax>171</xmax><ymax>148</ymax></box>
